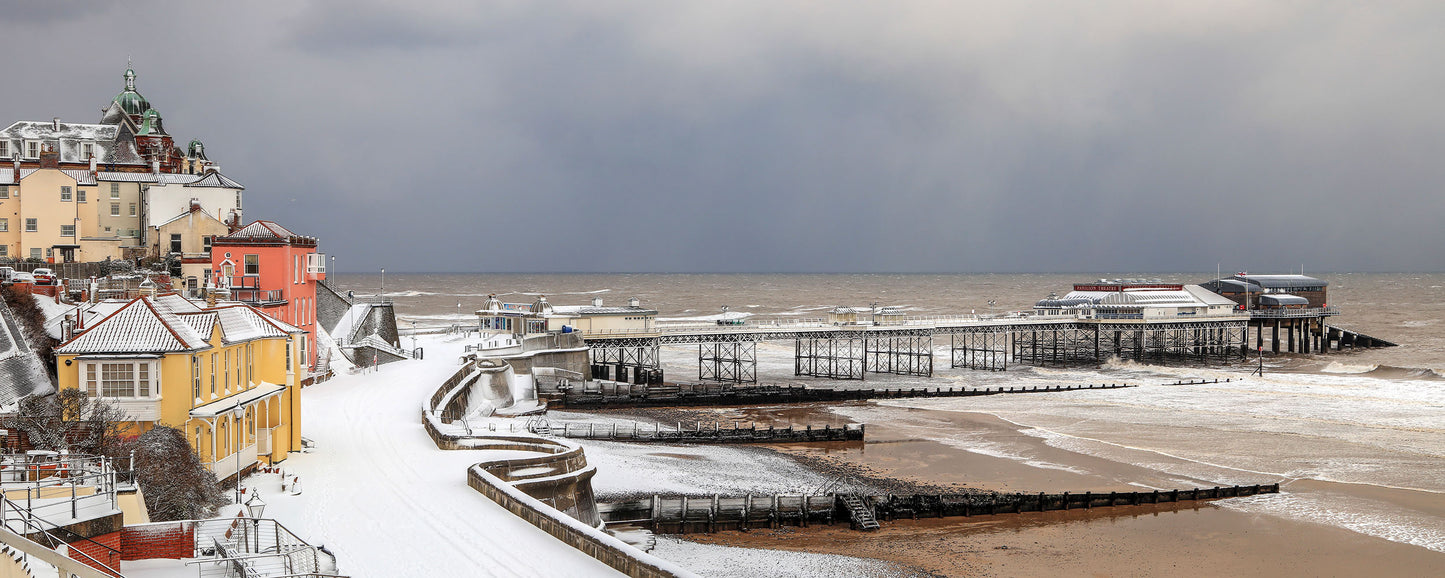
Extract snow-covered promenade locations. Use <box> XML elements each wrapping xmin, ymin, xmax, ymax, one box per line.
<box><xmin>254</xmin><ymin>336</ymin><xmax>621</xmax><ymax>576</ymax></box>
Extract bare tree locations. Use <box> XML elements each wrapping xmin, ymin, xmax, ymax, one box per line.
<box><xmin>7</xmin><ymin>389</ymin><xmax>131</xmax><ymax>456</ymax></box>
<box><xmin>127</xmin><ymin>425</ymin><xmax>228</xmax><ymax>521</ymax></box>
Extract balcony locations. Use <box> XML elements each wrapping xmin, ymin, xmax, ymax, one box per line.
<box><xmin>205</xmin><ymin>442</ymin><xmax>258</xmax><ymax>482</ymax></box>
<box><xmin>226</xmin><ymin>276</ymin><xmax>288</xmax><ymax>306</ymax></box>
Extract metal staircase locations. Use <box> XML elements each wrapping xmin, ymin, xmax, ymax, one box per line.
<box><xmin>840</xmin><ymin>494</ymin><xmax>880</xmax><ymax>531</ymax></box>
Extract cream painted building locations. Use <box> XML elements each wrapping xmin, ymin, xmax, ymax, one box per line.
<box><xmin>152</xmin><ymin>203</ymin><xmax>231</xmax><ymax>292</ymax></box>
<box><xmin>476</xmin><ymin>295</ymin><xmax>657</xmax><ymax>336</ymax></box>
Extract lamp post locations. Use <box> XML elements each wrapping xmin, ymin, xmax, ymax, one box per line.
<box><xmin>232</xmin><ymin>398</ymin><xmax>245</xmax><ymax>504</ymax></box>
<box><xmin>380</xmin><ymin>267</ymin><xmax>386</xmax><ymax>300</ymax></box>
<box><xmin>244</xmin><ymin>491</ymin><xmax>266</xmax><ymax>553</ymax></box>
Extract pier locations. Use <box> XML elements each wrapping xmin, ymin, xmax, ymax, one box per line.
<box><xmin>582</xmin><ymin>316</ymin><xmax>1253</xmax><ymax>384</ymax></box>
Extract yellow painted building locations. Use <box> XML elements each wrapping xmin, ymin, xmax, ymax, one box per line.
<box><xmin>54</xmin><ymin>293</ymin><xmax>304</xmax><ymax>483</ymax></box>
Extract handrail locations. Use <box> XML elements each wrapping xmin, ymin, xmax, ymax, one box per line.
<box><xmin>0</xmin><ymin>494</ymin><xmax>123</xmax><ymax>577</ymax></box>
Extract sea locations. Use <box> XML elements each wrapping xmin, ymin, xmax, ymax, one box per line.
<box><xmin>330</xmin><ymin>272</ymin><xmax>1445</xmax><ymax>555</ymax></box>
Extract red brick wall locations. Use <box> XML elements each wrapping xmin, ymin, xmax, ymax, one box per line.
<box><xmin>120</xmin><ymin>524</ymin><xmax>195</xmax><ymax>560</ymax></box>
<box><xmin>70</xmin><ymin>530</ymin><xmax>122</xmax><ymax>575</ymax></box>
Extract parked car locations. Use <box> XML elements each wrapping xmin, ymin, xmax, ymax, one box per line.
<box><xmin>31</xmin><ymin>268</ymin><xmax>55</xmax><ymax>285</ymax></box>
<box><xmin>10</xmin><ymin>272</ymin><xmax>35</xmax><ymax>284</ymax></box>
<box><xmin>0</xmin><ymin>267</ymin><xmax>12</xmax><ymax>283</ymax></box>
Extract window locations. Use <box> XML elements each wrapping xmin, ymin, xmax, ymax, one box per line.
<box><xmin>84</xmin><ymin>361</ymin><xmax>154</xmax><ymax>398</ymax></box>
<box><xmin>60</xmin><ymin>186</ymin><xmax>71</xmax><ymax>201</ymax></box>
<box><xmin>24</xmin><ymin>218</ymin><xmax>36</xmax><ymax>232</ymax></box>
<box><xmin>60</xmin><ymin>224</ymin><xmax>75</xmax><ymax>237</ymax></box>
<box><xmin>29</xmin><ymin>248</ymin><xmax>41</xmax><ymax>260</ymax></box>
<box><xmin>111</xmin><ymin>203</ymin><xmax>120</xmax><ymax>216</ymax></box>
<box><xmin>110</xmin><ymin>183</ymin><xmax>120</xmax><ymax>198</ymax></box>
<box><xmin>129</xmin><ymin>203</ymin><xmax>136</xmax><ymax>216</ymax></box>
<box><xmin>77</xmin><ymin>190</ymin><xmax>86</xmax><ymax>202</ymax></box>
<box><xmin>203</xmin><ymin>235</ymin><xmax>213</xmax><ymax>254</ymax></box>
<box><xmin>0</xmin><ymin>187</ymin><xmax>8</xmax><ymax>198</ymax></box>
<box><xmin>0</xmin><ymin>219</ymin><xmax>8</xmax><ymax>232</ymax></box>
<box><xmin>286</xmin><ymin>338</ymin><xmax>293</xmax><ymax>372</ymax></box>
<box><xmin>244</xmin><ymin>254</ymin><xmax>259</xmax><ymax>275</ymax></box>
<box><xmin>0</xmin><ymin>246</ymin><xmax>7</xmax><ymax>257</ymax></box>
<box><xmin>300</xmin><ymin>334</ymin><xmax>308</xmax><ymax>367</ymax></box>
<box><xmin>307</xmin><ymin>253</ymin><xmax>326</xmax><ymax>274</ymax></box>
<box><xmin>246</xmin><ymin>343</ymin><xmax>253</xmax><ymax>386</ymax></box>
<box><xmin>81</xmin><ymin>142</ymin><xmax>94</xmax><ymax>159</ymax></box>
<box><xmin>170</xmin><ymin>234</ymin><xmax>182</xmax><ymax>254</ymax></box>
<box><xmin>224</xmin><ymin>350</ymin><xmax>231</xmax><ymax>392</ymax></box>
<box><xmin>233</xmin><ymin>348</ymin><xmax>241</xmax><ymax>388</ymax></box>
<box><xmin>25</xmin><ymin>141</ymin><xmax>40</xmax><ymax>158</ymax></box>
<box><xmin>210</xmin><ymin>353</ymin><xmax>217</xmax><ymax>396</ymax></box>
<box><xmin>192</xmin><ymin>356</ymin><xmax>201</xmax><ymax>400</ymax></box>
<box><xmin>0</xmin><ymin>141</ymin><xmax>7</xmax><ymax>157</ymax></box>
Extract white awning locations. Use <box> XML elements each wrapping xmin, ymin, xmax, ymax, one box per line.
<box><xmin>189</xmin><ymin>382</ymin><xmax>285</xmax><ymax>418</ymax></box>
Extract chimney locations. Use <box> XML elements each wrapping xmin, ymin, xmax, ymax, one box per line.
<box><xmin>11</xmin><ymin>155</ymin><xmax>18</xmax><ymax>183</ymax></box>
<box><xmin>592</xmin><ymin>296</ymin><xmax>603</xmax><ymax>307</ymax></box>
<box><xmin>151</xmin><ymin>159</ymin><xmax>160</xmax><ymax>175</ymax></box>
<box><xmin>39</xmin><ymin>145</ymin><xmax>60</xmax><ymax>169</ymax></box>
<box><xmin>90</xmin><ymin>155</ymin><xmax>98</xmax><ymax>175</ymax></box>
<box><xmin>628</xmin><ymin>297</ymin><xmax>640</xmax><ymax>308</ymax></box>
<box><xmin>52</xmin><ymin>117</ymin><xmax>60</xmax><ymax>131</ymax></box>
<box><xmin>62</xmin><ymin>314</ymin><xmax>74</xmax><ymax>342</ymax></box>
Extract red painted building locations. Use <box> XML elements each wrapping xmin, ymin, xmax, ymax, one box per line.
<box><xmin>211</xmin><ymin>220</ymin><xmax>325</xmax><ymax>373</ymax></box>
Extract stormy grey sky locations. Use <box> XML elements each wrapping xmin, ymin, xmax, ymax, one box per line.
<box><xmin>5</xmin><ymin>1</ymin><xmax>1443</xmax><ymax>273</ymax></box>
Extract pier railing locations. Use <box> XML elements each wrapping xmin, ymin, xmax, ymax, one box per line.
<box><xmin>1247</xmin><ymin>307</ymin><xmax>1340</xmax><ymax>318</ymax></box>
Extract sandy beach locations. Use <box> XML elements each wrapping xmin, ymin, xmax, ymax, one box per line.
<box><xmin>631</xmin><ymin>402</ymin><xmax>1445</xmax><ymax>577</ymax></box>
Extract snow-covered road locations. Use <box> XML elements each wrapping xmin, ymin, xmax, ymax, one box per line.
<box><xmin>253</xmin><ymin>336</ymin><xmax>621</xmax><ymax>577</ymax></box>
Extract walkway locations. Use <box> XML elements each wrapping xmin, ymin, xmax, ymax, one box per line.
<box><xmin>256</xmin><ymin>336</ymin><xmax>620</xmax><ymax>577</ymax></box>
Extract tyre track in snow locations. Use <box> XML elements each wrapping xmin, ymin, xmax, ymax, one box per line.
<box><xmin>283</xmin><ymin>339</ymin><xmax>622</xmax><ymax>577</ymax></box>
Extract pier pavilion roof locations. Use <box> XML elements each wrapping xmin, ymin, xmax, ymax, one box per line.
<box><xmin>1232</xmin><ymin>274</ymin><xmax>1327</xmax><ymax>289</ymax></box>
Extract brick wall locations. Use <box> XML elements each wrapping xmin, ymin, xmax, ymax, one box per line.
<box><xmin>68</xmin><ymin>530</ymin><xmax>121</xmax><ymax>575</ymax></box>
<box><xmin>120</xmin><ymin>523</ymin><xmax>195</xmax><ymax>560</ymax></box>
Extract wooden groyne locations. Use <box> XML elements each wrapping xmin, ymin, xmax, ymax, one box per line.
<box><xmin>598</xmin><ymin>484</ymin><xmax>1279</xmax><ymax>534</ymax></box>
<box><xmin>550</xmin><ymin>381</ymin><xmax>1133</xmax><ymax>409</ymax></box>
<box><xmin>538</xmin><ymin>421</ymin><xmax>864</xmax><ymax>444</ymax></box>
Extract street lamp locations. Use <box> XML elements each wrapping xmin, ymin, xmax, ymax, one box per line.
<box><xmin>380</xmin><ymin>267</ymin><xmax>386</xmax><ymax>300</ymax></box>
<box><xmin>244</xmin><ymin>491</ymin><xmax>266</xmax><ymax>553</ymax></box>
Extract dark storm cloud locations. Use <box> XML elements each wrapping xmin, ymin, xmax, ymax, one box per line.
<box><xmin>5</xmin><ymin>1</ymin><xmax>1444</xmax><ymax>273</ymax></box>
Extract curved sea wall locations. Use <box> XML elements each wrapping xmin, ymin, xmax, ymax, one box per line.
<box><xmin>423</xmin><ymin>362</ymin><xmax>697</xmax><ymax>578</ymax></box>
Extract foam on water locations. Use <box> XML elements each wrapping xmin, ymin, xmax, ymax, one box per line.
<box><xmin>1219</xmin><ymin>492</ymin><xmax>1445</xmax><ymax>554</ymax></box>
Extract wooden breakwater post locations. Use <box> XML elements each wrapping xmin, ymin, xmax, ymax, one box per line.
<box><xmin>597</xmin><ymin>484</ymin><xmax>1279</xmax><ymax>534</ymax></box>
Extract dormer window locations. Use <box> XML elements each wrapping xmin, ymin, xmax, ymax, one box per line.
<box><xmin>81</xmin><ymin>142</ymin><xmax>94</xmax><ymax>159</ymax></box>
<box><xmin>25</xmin><ymin>141</ymin><xmax>41</xmax><ymax>159</ymax></box>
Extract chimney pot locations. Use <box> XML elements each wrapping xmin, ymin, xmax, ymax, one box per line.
<box><xmin>592</xmin><ymin>296</ymin><xmax>603</xmax><ymax>307</ymax></box>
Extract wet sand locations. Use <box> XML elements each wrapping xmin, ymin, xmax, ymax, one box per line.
<box><xmin>624</xmin><ymin>403</ymin><xmax>1445</xmax><ymax>577</ymax></box>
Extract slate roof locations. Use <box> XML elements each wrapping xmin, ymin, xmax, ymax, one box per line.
<box><xmin>0</xmin><ymin>168</ymin><xmax>98</xmax><ymax>185</ymax></box>
<box><xmin>1</xmin><ymin>121</ymin><xmax>145</xmax><ymax>166</ymax></box>
<box><xmin>53</xmin><ymin>295</ymin><xmax>303</xmax><ymax>356</ymax></box>
<box><xmin>224</xmin><ymin>221</ymin><xmax>297</xmax><ymax>240</ymax></box>
<box><xmin>0</xmin><ymin>299</ymin><xmax>56</xmax><ymax>406</ymax></box>
<box><xmin>184</xmin><ymin>171</ymin><xmax>244</xmax><ymax>189</ymax></box>
<box><xmin>1233</xmin><ymin>274</ymin><xmax>1327</xmax><ymax>289</ymax></box>
<box><xmin>55</xmin><ymin>297</ymin><xmax>209</xmax><ymax>354</ymax></box>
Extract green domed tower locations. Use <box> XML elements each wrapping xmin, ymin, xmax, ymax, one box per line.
<box><xmin>112</xmin><ymin>67</ymin><xmax>152</xmax><ymax>119</ymax></box>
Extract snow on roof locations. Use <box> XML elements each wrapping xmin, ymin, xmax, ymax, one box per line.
<box><xmin>0</xmin><ymin>168</ymin><xmax>97</xmax><ymax>185</ymax></box>
<box><xmin>1</xmin><ymin>120</ymin><xmax>145</xmax><ymax>165</ymax></box>
<box><xmin>183</xmin><ymin>171</ymin><xmax>244</xmax><ymax>189</ymax></box>
<box><xmin>95</xmin><ymin>171</ymin><xmax>159</xmax><ymax>183</ymax></box>
<box><xmin>56</xmin><ymin>297</ymin><xmax>206</xmax><ymax>354</ymax></box>
<box><xmin>550</xmin><ymin>305</ymin><xmax>658</xmax><ymax>316</ymax></box>
<box><xmin>189</xmin><ymin>382</ymin><xmax>285</xmax><ymax>418</ymax></box>
<box><xmin>223</xmin><ymin>220</ymin><xmax>298</xmax><ymax>240</ymax></box>
<box><xmin>1234</xmin><ymin>274</ymin><xmax>1327</xmax><ymax>288</ymax></box>
<box><xmin>57</xmin><ymin>295</ymin><xmax>300</xmax><ymax>354</ymax></box>
<box><xmin>0</xmin><ymin>299</ymin><xmax>55</xmax><ymax>404</ymax></box>
<box><xmin>1041</xmin><ymin>285</ymin><xmax>1236</xmax><ymax>309</ymax></box>
<box><xmin>1184</xmin><ymin>285</ymin><xmax>1240</xmax><ymax>307</ymax></box>
<box><xmin>1260</xmin><ymin>294</ymin><xmax>1311</xmax><ymax>306</ymax></box>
